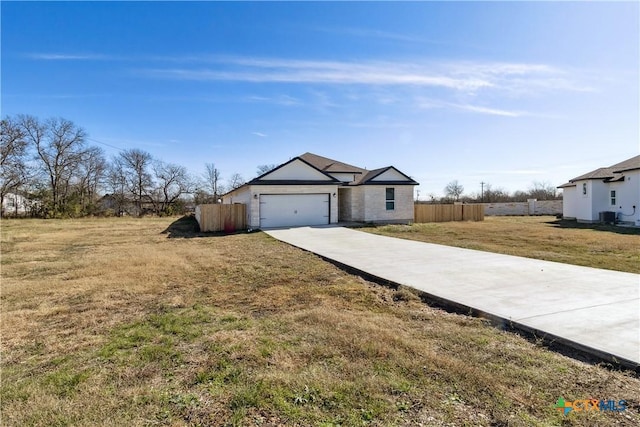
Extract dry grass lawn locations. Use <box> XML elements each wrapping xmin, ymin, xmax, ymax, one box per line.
<box><xmin>1</xmin><ymin>216</ymin><xmax>639</xmax><ymax>426</ymax></box>
<box><xmin>365</xmin><ymin>216</ymin><xmax>640</xmax><ymax>274</ymax></box>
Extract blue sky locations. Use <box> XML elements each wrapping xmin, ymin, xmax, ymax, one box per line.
<box><xmin>2</xmin><ymin>1</ymin><xmax>638</xmax><ymax>198</ymax></box>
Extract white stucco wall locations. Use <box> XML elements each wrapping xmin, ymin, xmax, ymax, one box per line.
<box><xmin>561</xmin><ymin>186</ymin><xmax>577</xmax><ymax>219</ymax></box>
<box><xmin>590</xmin><ymin>180</ymin><xmax>611</xmax><ymax>222</ymax></box>
<box><xmin>612</xmin><ymin>170</ymin><xmax>640</xmax><ymax>224</ymax></box>
<box><xmin>362</xmin><ymin>185</ymin><xmax>414</xmax><ymax>223</ymax></box>
<box><xmin>573</xmin><ymin>180</ymin><xmax>593</xmax><ymax>222</ymax></box>
<box><xmin>569</xmin><ymin>175</ymin><xmax>639</xmax><ymax>223</ymax></box>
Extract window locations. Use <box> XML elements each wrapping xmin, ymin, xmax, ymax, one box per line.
<box><xmin>610</xmin><ymin>190</ymin><xmax>616</xmax><ymax>206</ymax></box>
<box><xmin>385</xmin><ymin>188</ymin><xmax>395</xmax><ymax>210</ymax></box>
<box><xmin>582</xmin><ymin>183</ymin><xmax>587</xmax><ymax>196</ymax></box>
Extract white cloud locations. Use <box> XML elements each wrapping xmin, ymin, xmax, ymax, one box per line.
<box><xmin>135</xmin><ymin>56</ymin><xmax>594</xmax><ymax>97</ymax></box>
<box><xmin>26</xmin><ymin>53</ymin><xmax>116</xmax><ymax>61</ymax></box>
<box><xmin>453</xmin><ymin>104</ymin><xmax>524</xmax><ymax>117</ymax></box>
<box><xmin>140</xmin><ymin>66</ymin><xmax>489</xmax><ymax>91</ymax></box>
<box><xmin>247</xmin><ymin>94</ymin><xmax>301</xmax><ymax>106</ymax></box>
<box><xmin>252</xmin><ymin>132</ymin><xmax>267</xmax><ymax>137</ymax></box>
<box><xmin>28</xmin><ymin>51</ymin><xmax>594</xmax><ymax>98</ymax></box>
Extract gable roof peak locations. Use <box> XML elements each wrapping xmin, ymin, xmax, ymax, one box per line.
<box><xmin>298</xmin><ymin>152</ymin><xmax>367</xmax><ymax>174</ymax></box>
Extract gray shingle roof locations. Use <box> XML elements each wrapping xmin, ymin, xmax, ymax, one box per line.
<box><xmin>611</xmin><ymin>154</ymin><xmax>640</xmax><ymax>173</ymax></box>
<box><xmin>298</xmin><ymin>153</ymin><xmax>418</xmax><ymax>185</ymax></box>
<box><xmin>298</xmin><ymin>152</ymin><xmax>367</xmax><ymax>174</ymax></box>
<box><xmin>568</xmin><ymin>155</ymin><xmax>640</xmax><ymax>182</ymax></box>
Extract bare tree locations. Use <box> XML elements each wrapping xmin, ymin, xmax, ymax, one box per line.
<box><xmin>256</xmin><ymin>164</ymin><xmax>277</xmax><ymax>176</ymax></box>
<box><xmin>21</xmin><ymin>115</ymin><xmax>88</xmax><ymax>216</ymax></box>
<box><xmin>228</xmin><ymin>173</ymin><xmax>245</xmax><ymax>190</ymax></box>
<box><xmin>75</xmin><ymin>146</ymin><xmax>107</xmax><ymax>214</ymax></box>
<box><xmin>528</xmin><ymin>181</ymin><xmax>557</xmax><ymax>200</ymax></box>
<box><xmin>153</xmin><ymin>161</ymin><xmax>192</xmax><ymax>215</ymax></box>
<box><xmin>116</xmin><ymin>148</ymin><xmax>154</xmax><ymax>216</ymax></box>
<box><xmin>444</xmin><ymin>180</ymin><xmax>464</xmax><ymax>202</ymax></box>
<box><xmin>203</xmin><ymin>162</ymin><xmax>223</xmax><ymax>202</ymax></box>
<box><xmin>482</xmin><ymin>183</ymin><xmax>510</xmax><ymax>203</ymax></box>
<box><xmin>105</xmin><ymin>161</ymin><xmax>128</xmax><ymax>216</ymax></box>
<box><xmin>1</xmin><ymin>116</ymin><xmax>30</xmax><ymax>215</ymax></box>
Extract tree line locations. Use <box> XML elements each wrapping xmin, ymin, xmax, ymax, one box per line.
<box><xmin>2</xmin><ymin>114</ymin><xmax>561</xmax><ymax>218</ymax></box>
<box><xmin>420</xmin><ymin>179</ymin><xmax>561</xmax><ymax>204</ymax></box>
<box><xmin>0</xmin><ymin>115</ymin><xmax>250</xmax><ymax>218</ymax></box>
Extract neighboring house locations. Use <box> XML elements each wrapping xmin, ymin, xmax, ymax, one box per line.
<box><xmin>222</xmin><ymin>152</ymin><xmax>418</xmax><ymax>228</ymax></box>
<box><xmin>558</xmin><ymin>155</ymin><xmax>640</xmax><ymax>224</ymax></box>
<box><xmin>1</xmin><ymin>193</ymin><xmax>29</xmax><ymax>216</ymax></box>
<box><xmin>98</xmin><ymin>194</ymin><xmax>163</xmax><ymax>216</ymax></box>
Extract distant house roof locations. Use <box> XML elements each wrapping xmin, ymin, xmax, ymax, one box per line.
<box><xmin>567</xmin><ymin>155</ymin><xmax>640</xmax><ymax>183</ymax></box>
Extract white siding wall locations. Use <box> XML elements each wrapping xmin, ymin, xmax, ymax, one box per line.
<box><xmin>362</xmin><ymin>185</ymin><xmax>414</xmax><ymax>223</ymax></box>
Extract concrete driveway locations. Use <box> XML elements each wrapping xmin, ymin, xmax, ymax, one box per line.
<box><xmin>264</xmin><ymin>226</ymin><xmax>640</xmax><ymax>369</ymax></box>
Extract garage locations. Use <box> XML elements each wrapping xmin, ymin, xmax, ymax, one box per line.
<box><xmin>259</xmin><ymin>194</ymin><xmax>330</xmax><ymax>228</ymax></box>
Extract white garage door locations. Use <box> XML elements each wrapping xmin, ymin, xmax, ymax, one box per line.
<box><xmin>260</xmin><ymin>194</ymin><xmax>330</xmax><ymax>228</ymax></box>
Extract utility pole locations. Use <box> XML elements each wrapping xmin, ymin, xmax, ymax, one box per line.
<box><xmin>480</xmin><ymin>181</ymin><xmax>485</xmax><ymax>203</ymax></box>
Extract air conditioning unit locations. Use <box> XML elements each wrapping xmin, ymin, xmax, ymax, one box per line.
<box><xmin>599</xmin><ymin>211</ymin><xmax>615</xmax><ymax>224</ymax></box>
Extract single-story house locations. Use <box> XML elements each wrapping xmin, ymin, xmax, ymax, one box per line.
<box><xmin>222</xmin><ymin>152</ymin><xmax>419</xmax><ymax>228</ymax></box>
<box><xmin>558</xmin><ymin>155</ymin><xmax>640</xmax><ymax>225</ymax></box>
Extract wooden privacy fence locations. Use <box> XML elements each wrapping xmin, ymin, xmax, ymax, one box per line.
<box><xmin>414</xmin><ymin>204</ymin><xmax>484</xmax><ymax>223</ymax></box>
<box><xmin>195</xmin><ymin>204</ymin><xmax>247</xmax><ymax>232</ymax></box>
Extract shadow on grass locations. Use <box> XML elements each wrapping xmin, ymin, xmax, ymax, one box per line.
<box><xmin>545</xmin><ymin>219</ymin><xmax>640</xmax><ymax>236</ymax></box>
<box><xmin>161</xmin><ymin>215</ymin><xmax>249</xmax><ymax>239</ymax></box>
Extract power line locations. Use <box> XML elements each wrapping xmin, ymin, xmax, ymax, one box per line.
<box><xmin>86</xmin><ymin>137</ymin><xmax>125</xmax><ymax>152</ymax></box>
